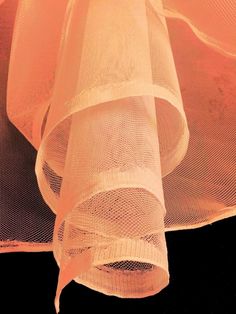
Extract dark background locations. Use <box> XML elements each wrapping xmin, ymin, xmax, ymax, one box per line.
<box><xmin>2</xmin><ymin>218</ymin><xmax>236</xmax><ymax>314</ymax></box>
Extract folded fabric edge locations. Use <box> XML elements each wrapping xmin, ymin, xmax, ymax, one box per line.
<box><xmin>148</xmin><ymin>0</ymin><xmax>236</xmax><ymax>58</ymax></box>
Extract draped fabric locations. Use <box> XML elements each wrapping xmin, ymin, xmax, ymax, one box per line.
<box><xmin>1</xmin><ymin>1</ymin><xmax>236</xmax><ymax>312</ymax></box>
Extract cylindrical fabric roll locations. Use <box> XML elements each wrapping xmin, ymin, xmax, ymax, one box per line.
<box><xmin>2</xmin><ymin>0</ymin><xmax>236</xmax><ymax>313</ymax></box>
<box><xmin>33</xmin><ymin>0</ymin><xmax>189</xmax><ymax>209</ymax></box>
<box><xmin>33</xmin><ymin>0</ymin><xmax>183</xmax><ymax>306</ymax></box>
<box><xmin>52</xmin><ymin>96</ymin><xmax>169</xmax><ymax>305</ymax></box>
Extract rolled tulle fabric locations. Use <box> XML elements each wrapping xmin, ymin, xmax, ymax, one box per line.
<box><xmin>1</xmin><ymin>1</ymin><xmax>236</xmax><ymax>312</ymax></box>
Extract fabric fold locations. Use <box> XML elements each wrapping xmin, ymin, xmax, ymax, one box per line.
<box><xmin>35</xmin><ymin>0</ymin><xmax>178</xmax><ymax>306</ymax></box>
<box><xmin>150</xmin><ymin>0</ymin><xmax>236</xmax><ymax>57</ymax></box>
<box><xmin>1</xmin><ymin>0</ymin><xmax>236</xmax><ymax>312</ymax></box>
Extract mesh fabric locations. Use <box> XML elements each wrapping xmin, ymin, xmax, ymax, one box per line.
<box><xmin>0</xmin><ymin>1</ymin><xmax>236</xmax><ymax>312</ymax></box>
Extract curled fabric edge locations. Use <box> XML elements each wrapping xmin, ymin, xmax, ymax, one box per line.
<box><xmin>1</xmin><ymin>0</ymin><xmax>236</xmax><ymax>312</ymax></box>
<box><xmin>149</xmin><ymin>0</ymin><xmax>236</xmax><ymax>58</ymax></box>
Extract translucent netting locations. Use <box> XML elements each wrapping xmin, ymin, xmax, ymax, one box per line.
<box><xmin>0</xmin><ymin>0</ymin><xmax>236</xmax><ymax>312</ymax></box>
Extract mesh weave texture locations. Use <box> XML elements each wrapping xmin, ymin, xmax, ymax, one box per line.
<box><xmin>1</xmin><ymin>0</ymin><xmax>236</xmax><ymax>312</ymax></box>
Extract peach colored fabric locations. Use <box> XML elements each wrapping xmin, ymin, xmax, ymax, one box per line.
<box><xmin>1</xmin><ymin>1</ymin><xmax>236</xmax><ymax>312</ymax></box>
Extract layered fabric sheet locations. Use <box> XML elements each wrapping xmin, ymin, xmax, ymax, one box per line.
<box><xmin>0</xmin><ymin>1</ymin><xmax>236</xmax><ymax>312</ymax></box>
